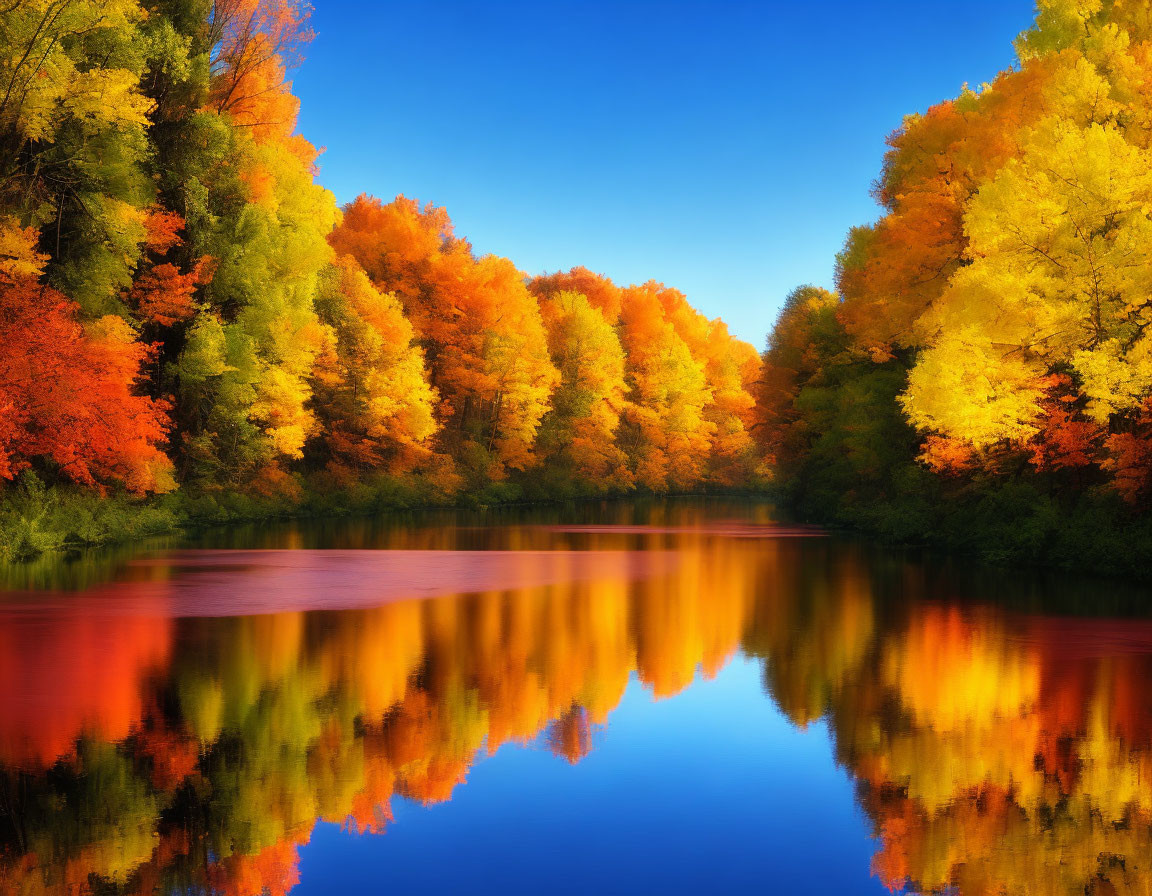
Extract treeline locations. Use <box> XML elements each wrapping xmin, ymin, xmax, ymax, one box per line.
<box><xmin>755</xmin><ymin>0</ymin><xmax>1152</xmax><ymax>576</ymax></box>
<box><xmin>0</xmin><ymin>0</ymin><xmax>764</xmax><ymax>560</ymax></box>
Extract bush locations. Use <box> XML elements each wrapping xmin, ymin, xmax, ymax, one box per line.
<box><xmin>0</xmin><ymin>473</ymin><xmax>180</xmax><ymax>562</ymax></box>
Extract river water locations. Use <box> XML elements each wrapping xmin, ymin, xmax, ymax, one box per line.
<box><xmin>0</xmin><ymin>498</ymin><xmax>1149</xmax><ymax>895</ymax></box>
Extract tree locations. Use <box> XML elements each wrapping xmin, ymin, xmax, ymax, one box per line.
<box><xmin>208</xmin><ymin>0</ymin><xmax>313</xmax><ymax>139</ymax></box>
<box><xmin>169</xmin><ymin>0</ymin><xmax>335</xmax><ymax>489</ymax></box>
<box><xmin>0</xmin><ymin>0</ymin><xmax>155</xmax><ymax>316</ymax></box>
<box><xmin>903</xmin><ymin>122</ymin><xmax>1152</xmax><ymax>449</ymax></box>
<box><xmin>330</xmin><ymin>195</ymin><xmax>559</xmax><ymax>480</ymax></box>
<box><xmin>129</xmin><ymin>209</ymin><xmax>214</xmax><ymax>328</ymax></box>
<box><xmin>835</xmin><ymin>49</ymin><xmax>1109</xmax><ymax>357</ymax></box>
<box><xmin>617</xmin><ymin>282</ymin><xmax>713</xmax><ymax>491</ymax></box>
<box><xmin>535</xmin><ymin>290</ymin><xmax>632</xmax><ymax>491</ymax></box>
<box><xmin>754</xmin><ymin>286</ymin><xmax>841</xmax><ymax>469</ymax></box>
<box><xmin>530</xmin><ymin>266</ymin><xmax>624</xmax><ymax>323</ymax></box>
<box><xmin>309</xmin><ymin>255</ymin><xmax>438</xmax><ymax>479</ymax></box>
<box><xmin>656</xmin><ymin>287</ymin><xmax>761</xmax><ymax>485</ymax></box>
<box><xmin>0</xmin><ymin>220</ymin><xmax>173</xmax><ymax>493</ymax></box>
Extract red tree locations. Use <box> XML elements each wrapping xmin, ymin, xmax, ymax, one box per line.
<box><xmin>0</xmin><ymin>223</ymin><xmax>174</xmax><ymax>493</ymax></box>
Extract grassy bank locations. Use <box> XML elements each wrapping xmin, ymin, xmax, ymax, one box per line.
<box><xmin>0</xmin><ymin>471</ymin><xmax>766</xmax><ymax>566</ymax></box>
<box><xmin>0</xmin><ymin>472</ymin><xmax>449</xmax><ymax>564</ymax></box>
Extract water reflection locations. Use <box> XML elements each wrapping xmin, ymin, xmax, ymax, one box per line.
<box><xmin>0</xmin><ymin>501</ymin><xmax>1151</xmax><ymax>895</ymax></box>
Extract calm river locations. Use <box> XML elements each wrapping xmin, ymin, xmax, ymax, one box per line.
<box><xmin>1</xmin><ymin>499</ymin><xmax>1150</xmax><ymax>894</ymax></box>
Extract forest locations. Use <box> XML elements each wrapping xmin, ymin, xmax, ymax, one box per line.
<box><xmin>756</xmin><ymin>0</ymin><xmax>1152</xmax><ymax>576</ymax></box>
<box><xmin>0</xmin><ymin>0</ymin><xmax>764</xmax><ymax>562</ymax></box>
<box><xmin>5</xmin><ymin>0</ymin><xmax>1152</xmax><ymax>576</ymax></box>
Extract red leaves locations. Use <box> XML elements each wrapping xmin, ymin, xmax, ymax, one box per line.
<box><xmin>1027</xmin><ymin>375</ymin><xmax>1104</xmax><ymax>473</ymax></box>
<box><xmin>0</xmin><ymin>265</ymin><xmax>174</xmax><ymax>494</ymax></box>
<box><xmin>1105</xmin><ymin>400</ymin><xmax>1152</xmax><ymax>503</ymax></box>
<box><xmin>916</xmin><ymin>376</ymin><xmax>1108</xmax><ymax>480</ymax></box>
<box><xmin>143</xmin><ymin>207</ymin><xmax>185</xmax><ymax>255</ymax></box>
<box><xmin>130</xmin><ymin>209</ymin><xmax>215</xmax><ymax>327</ymax></box>
<box><xmin>132</xmin><ymin>258</ymin><xmax>214</xmax><ymax>327</ymax></box>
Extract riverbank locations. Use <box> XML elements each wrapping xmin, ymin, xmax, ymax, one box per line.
<box><xmin>8</xmin><ymin>466</ymin><xmax>1149</xmax><ymax>584</ymax></box>
<box><xmin>0</xmin><ymin>471</ymin><xmax>766</xmax><ymax>566</ymax></box>
<box><xmin>777</xmin><ymin>478</ymin><xmax>1152</xmax><ymax>582</ymax></box>
<box><xmin>0</xmin><ymin>472</ymin><xmax>453</xmax><ymax>564</ymax></box>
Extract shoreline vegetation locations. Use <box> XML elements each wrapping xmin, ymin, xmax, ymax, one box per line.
<box><xmin>3</xmin><ymin>1</ymin><xmax>1152</xmax><ymax>581</ymax></box>
<box><xmin>0</xmin><ymin>472</ymin><xmax>769</xmax><ymax>567</ymax></box>
<box><xmin>5</xmin><ymin>471</ymin><xmax>1149</xmax><ymax>583</ymax></box>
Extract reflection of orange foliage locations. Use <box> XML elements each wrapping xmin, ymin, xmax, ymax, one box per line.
<box><xmin>855</xmin><ymin>608</ymin><xmax>1152</xmax><ymax>895</ymax></box>
<box><xmin>208</xmin><ymin>832</ymin><xmax>308</xmax><ymax>896</ymax></box>
<box><xmin>869</xmin><ymin>799</ymin><xmax>913</xmax><ymax>891</ymax></box>
<box><xmin>136</xmin><ymin>722</ymin><xmax>200</xmax><ymax>791</ymax></box>
<box><xmin>130</xmin><ymin>830</ymin><xmax>193</xmax><ymax>896</ymax></box>
<box><xmin>13</xmin><ymin>517</ymin><xmax>1152</xmax><ymax>896</ymax></box>
<box><xmin>0</xmin><ymin>613</ymin><xmax>172</xmax><ymax>767</ymax></box>
<box><xmin>377</xmin><ymin>690</ymin><xmax>474</xmax><ymax>806</ymax></box>
<box><xmin>884</xmin><ymin>606</ymin><xmax>1040</xmax><ymax>732</ymax></box>
<box><xmin>0</xmin><ymin>518</ymin><xmax>776</xmax><ymax>896</ymax></box>
<box><xmin>0</xmin><ymin>846</ymin><xmax>122</xmax><ymax>896</ymax></box>
<box><xmin>344</xmin><ymin>732</ymin><xmax>397</xmax><ymax>835</ymax></box>
<box><xmin>546</xmin><ymin>706</ymin><xmax>592</xmax><ymax>764</ymax></box>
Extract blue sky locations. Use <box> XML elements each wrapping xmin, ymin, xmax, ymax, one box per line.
<box><xmin>294</xmin><ymin>0</ymin><xmax>1037</xmax><ymax>347</ymax></box>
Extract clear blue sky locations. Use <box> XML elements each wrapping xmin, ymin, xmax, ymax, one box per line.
<box><xmin>294</xmin><ymin>0</ymin><xmax>1036</xmax><ymax>347</ymax></box>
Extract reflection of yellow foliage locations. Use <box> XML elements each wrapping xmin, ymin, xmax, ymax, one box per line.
<box><xmin>883</xmin><ymin>608</ymin><xmax>1040</xmax><ymax>733</ymax></box>
<box><xmin>0</xmin><ymin>514</ymin><xmax>788</xmax><ymax>895</ymax></box>
<box><xmin>863</xmin><ymin>612</ymin><xmax>1152</xmax><ymax>894</ymax></box>
<box><xmin>11</xmin><ymin>508</ymin><xmax>1152</xmax><ymax>896</ymax></box>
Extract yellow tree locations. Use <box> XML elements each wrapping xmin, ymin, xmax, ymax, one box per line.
<box><xmin>656</xmin><ymin>288</ymin><xmax>761</xmax><ymax>485</ymax></box>
<box><xmin>903</xmin><ymin>121</ymin><xmax>1152</xmax><ymax>448</ymax></box>
<box><xmin>618</xmin><ymin>282</ymin><xmax>713</xmax><ymax>491</ymax></box>
<box><xmin>176</xmin><ymin>0</ymin><xmax>337</xmax><ymax>490</ymax></box>
<box><xmin>535</xmin><ymin>290</ymin><xmax>632</xmax><ymax>492</ymax></box>
<box><xmin>309</xmin><ymin>255</ymin><xmax>438</xmax><ymax>480</ymax></box>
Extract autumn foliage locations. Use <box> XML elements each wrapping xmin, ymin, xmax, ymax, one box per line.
<box><xmin>0</xmin><ymin>222</ymin><xmax>173</xmax><ymax>494</ymax></box>
<box><xmin>0</xmin><ymin>0</ymin><xmax>762</xmax><ymax>544</ymax></box>
<box><xmin>755</xmin><ymin>0</ymin><xmax>1152</xmax><ymax>570</ymax></box>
